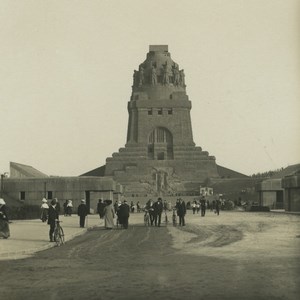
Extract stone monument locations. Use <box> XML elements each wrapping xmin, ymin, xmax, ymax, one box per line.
<box><xmin>104</xmin><ymin>45</ymin><xmax>220</xmax><ymax>196</ymax></box>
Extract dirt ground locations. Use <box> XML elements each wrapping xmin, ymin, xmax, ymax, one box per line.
<box><xmin>0</xmin><ymin>211</ymin><xmax>299</xmax><ymax>300</ymax></box>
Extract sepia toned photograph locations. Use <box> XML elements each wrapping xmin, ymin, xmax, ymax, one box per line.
<box><xmin>0</xmin><ymin>1</ymin><xmax>299</xmax><ymax>299</ymax></box>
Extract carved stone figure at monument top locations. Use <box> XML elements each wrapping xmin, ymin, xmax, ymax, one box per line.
<box><xmin>132</xmin><ymin>45</ymin><xmax>186</xmax><ymax>89</ymax></box>
<box><xmin>151</xmin><ymin>66</ymin><xmax>157</xmax><ymax>85</ymax></box>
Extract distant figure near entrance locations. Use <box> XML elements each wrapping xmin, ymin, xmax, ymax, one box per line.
<box><xmin>118</xmin><ymin>200</ymin><xmax>130</xmax><ymax>229</ymax></box>
<box><xmin>97</xmin><ymin>199</ymin><xmax>106</xmax><ymax>220</ymax></box>
<box><xmin>77</xmin><ymin>199</ymin><xmax>88</xmax><ymax>228</ymax></box>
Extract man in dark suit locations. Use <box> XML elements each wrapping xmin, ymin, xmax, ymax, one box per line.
<box><xmin>176</xmin><ymin>198</ymin><xmax>186</xmax><ymax>226</ymax></box>
<box><xmin>146</xmin><ymin>199</ymin><xmax>155</xmax><ymax>226</ymax></box>
<box><xmin>200</xmin><ymin>196</ymin><xmax>206</xmax><ymax>217</ymax></box>
<box><xmin>48</xmin><ymin>199</ymin><xmax>59</xmax><ymax>242</ymax></box>
<box><xmin>118</xmin><ymin>200</ymin><xmax>130</xmax><ymax>229</ymax></box>
<box><xmin>77</xmin><ymin>199</ymin><xmax>88</xmax><ymax>228</ymax></box>
<box><xmin>97</xmin><ymin>198</ymin><xmax>106</xmax><ymax>220</ymax></box>
<box><xmin>153</xmin><ymin>197</ymin><xmax>163</xmax><ymax>227</ymax></box>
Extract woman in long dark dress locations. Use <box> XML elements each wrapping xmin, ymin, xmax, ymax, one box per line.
<box><xmin>0</xmin><ymin>198</ymin><xmax>10</xmax><ymax>239</ymax></box>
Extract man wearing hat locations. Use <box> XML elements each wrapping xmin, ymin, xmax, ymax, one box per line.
<box><xmin>77</xmin><ymin>199</ymin><xmax>88</xmax><ymax>228</ymax></box>
<box><xmin>153</xmin><ymin>197</ymin><xmax>163</xmax><ymax>227</ymax></box>
<box><xmin>97</xmin><ymin>198</ymin><xmax>106</xmax><ymax>220</ymax></box>
<box><xmin>118</xmin><ymin>199</ymin><xmax>130</xmax><ymax>229</ymax></box>
<box><xmin>176</xmin><ymin>198</ymin><xmax>186</xmax><ymax>226</ymax></box>
<box><xmin>48</xmin><ymin>199</ymin><xmax>59</xmax><ymax>242</ymax></box>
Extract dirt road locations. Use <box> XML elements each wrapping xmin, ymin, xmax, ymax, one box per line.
<box><xmin>0</xmin><ymin>211</ymin><xmax>299</xmax><ymax>300</ymax></box>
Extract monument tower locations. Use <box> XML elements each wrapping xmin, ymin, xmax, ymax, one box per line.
<box><xmin>104</xmin><ymin>45</ymin><xmax>219</xmax><ymax>196</ymax></box>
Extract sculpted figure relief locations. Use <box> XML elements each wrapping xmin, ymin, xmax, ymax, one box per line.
<box><xmin>139</xmin><ymin>66</ymin><xmax>144</xmax><ymax>86</ymax></box>
<box><xmin>173</xmin><ymin>65</ymin><xmax>180</xmax><ymax>86</ymax></box>
<box><xmin>179</xmin><ymin>69</ymin><xmax>185</xmax><ymax>86</ymax></box>
<box><xmin>151</xmin><ymin>66</ymin><xmax>157</xmax><ymax>85</ymax></box>
<box><xmin>162</xmin><ymin>62</ymin><xmax>171</xmax><ymax>85</ymax></box>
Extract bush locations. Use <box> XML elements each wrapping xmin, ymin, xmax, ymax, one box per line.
<box><xmin>7</xmin><ymin>205</ymin><xmax>41</xmax><ymax>220</ymax></box>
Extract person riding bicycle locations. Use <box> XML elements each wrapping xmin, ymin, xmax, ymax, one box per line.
<box><xmin>48</xmin><ymin>199</ymin><xmax>59</xmax><ymax>242</ymax></box>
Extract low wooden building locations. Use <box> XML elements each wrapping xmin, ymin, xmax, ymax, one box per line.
<box><xmin>256</xmin><ymin>164</ymin><xmax>300</xmax><ymax>210</ymax></box>
<box><xmin>2</xmin><ymin>162</ymin><xmax>122</xmax><ymax>213</ymax></box>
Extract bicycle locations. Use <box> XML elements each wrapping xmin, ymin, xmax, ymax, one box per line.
<box><xmin>144</xmin><ymin>210</ymin><xmax>150</xmax><ymax>226</ymax></box>
<box><xmin>54</xmin><ymin>220</ymin><xmax>64</xmax><ymax>246</ymax></box>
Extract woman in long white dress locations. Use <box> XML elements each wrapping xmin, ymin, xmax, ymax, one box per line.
<box><xmin>103</xmin><ymin>200</ymin><xmax>115</xmax><ymax>229</ymax></box>
<box><xmin>40</xmin><ymin>198</ymin><xmax>49</xmax><ymax>222</ymax></box>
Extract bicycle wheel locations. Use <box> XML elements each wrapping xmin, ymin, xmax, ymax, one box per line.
<box><xmin>54</xmin><ymin>227</ymin><xmax>64</xmax><ymax>246</ymax></box>
<box><xmin>59</xmin><ymin>227</ymin><xmax>65</xmax><ymax>244</ymax></box>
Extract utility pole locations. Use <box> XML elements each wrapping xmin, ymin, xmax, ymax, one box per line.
<box><xmin>0</xmin><ymin>172</ymin><xmax>8</xmax><ymax>198</ymax></box>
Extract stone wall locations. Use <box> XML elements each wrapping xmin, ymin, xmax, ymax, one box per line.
<box><xmin>2</xmin><ymin>176</ymin><xmax>118</xmax><ymax>212</ymax></box>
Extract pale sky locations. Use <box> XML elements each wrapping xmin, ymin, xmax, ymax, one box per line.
<box><xmin>0</xmin><ymin>0</ymin><xmax>299</xmax><ymax>177</ymax></box>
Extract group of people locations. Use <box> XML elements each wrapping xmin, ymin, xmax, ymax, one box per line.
<box><xmin>144</xmin><ymin>197</ymin><xmax>164</xmax><ymax>227</ymax></box>
<box><xmin>175</xmin><ymin>198</ymin><xmax>187</xmax><ymax>226</ymax></box>
<box><xmin>98</xmin><ymin>199</ymin><xmax>130</xmax><ymax>229</ymax></box>
<box><xmin>2</xmin><ymin>194</ymin><xmax>222</xmax><ymax>242</ymax></box>
<box><xmin>40</xmin><ymin>197</ymin><xmax>89</xmax><ymax>242</ymax></box>
<box><xmin>191</xmin><ymin>198</ymin><xmax>220</xmax><ymax>216</ymax></box>
<box><xmin>144</xmin><ymin>197</ymin><xmax>187</xmax><ymax>227</ymax></box>
<box><xmin>63</xmin><ymin>200</ymin><xmax>73</xmax><ymax>216</ymax></box>
<box><xmin>191</xmin><ymin>198</ymin><xmax>208</xmax><ymax>216</ymax></box>
<box><xmin>39</xmin><ymin>197</ymin><xmax>131</xmax><ymax>241</ymax></box>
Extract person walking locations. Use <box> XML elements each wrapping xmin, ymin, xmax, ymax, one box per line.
<box><xmin>146</xmin><ymin>199</ymin><xmax>155</xmax><ymax>226</ymax></box>
<box><xmin>97</xmin><ymin>199</ymin><xmax>106</xmax><ymax>220</ymax></box>
<box><xmin>77</xmin><ymin>199</ymin><xmax>88</xmax><ymax>228</ymax></box>
<box><xmin>40</xmin><ymin>198</ymin><xmax>49</xmax><ymax>222</ymax></box>
<box><xmin>192</xmin><ymin>201</ymin><xmax>196</xmax><ymax>214</ymax></box>
<box><xmin>118</xmin><ymin>200</ymin><xmax>130</xmax><ymax>229</ymax></box>
<box><xmin>63</xmin><ymin>200</ymin><xmax>68</xmax><ymax>216</ymax></box>
<box><xmin>200</xmin><ymin>197</ymin><xmax>206</xmax><ymax>217</ymax></box>
<box><xmin>54</xmin><ymin>198</ymin><xmax>61</xmax><ymax>215</ymax></box>
<box><xmin>153</xmin><ymin>197</ymin><xmax>163</xmax><ymax>227</ymax></box>
<box><xmin>0</xmin><ymin>198</ymin><xmax>10</xmax><ymax>239</ymax></box>
<box><xmin>130</xmin><ymin>201</ymin><xmax>135</xmax><ymax>213</ymax></box>
<box><xmin>215</xmin><ymin>199</ymin><xmax>220</xmax><ymax>216</ymax></box>
<box><xmin>103</xmin><ymin>200</ymin><xmax>115</xmax><ymax>229</ymax></box>
<box><xmin>48</xmin><ymin>199</ymin><xmax>59</xmax><ymax>242</ymax></box>
<box><xmin>66</xmin><ymin>200</ymin><xmax>73</xmax><ymax>216</ymax></box>
<box><xmin>176</xmin><ymin>198</ymin><xmax>186</xmax><ymax>226</ymax></box>
<box><xmin>196</xmin><ymin>201</ymin><xmax>200</xmax><ymax>214</ymax></box>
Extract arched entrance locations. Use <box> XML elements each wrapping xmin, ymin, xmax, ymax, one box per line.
<box><xmin>148</xmin><ymin>127</ymin><xmax>173</xmax><ymax>160</ymax></box>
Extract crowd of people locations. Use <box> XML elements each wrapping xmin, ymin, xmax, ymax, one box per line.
<box><xmin>0</xmin><ymin>195</ymin><xmax>222</xmax><ymax>241</ymax></box>
<box><xmin>190</xmin><ymin>197</ymin><xmax>221</xmax><ymax>216</ymax></box>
